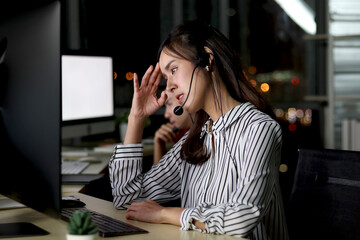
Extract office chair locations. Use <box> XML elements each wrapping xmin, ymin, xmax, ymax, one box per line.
<box><xmin>288</xmin><ymin>148</ymin><xmax>360</xmax><ymax>240</ymax></box>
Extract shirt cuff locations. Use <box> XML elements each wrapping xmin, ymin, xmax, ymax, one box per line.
<box><xmin>112</xmin><ymin>143</ymin><xmax>143</xmax><ymax>161</ymax></box>
<box><xmin>180</xmin><ymin>208</ymin><xmax>196</xmax><ymax>230</ymax></box>
<box><xmin>182</xmin><ymin>207</ymin><xmax>210</xmax><ymax>232</ymax></box>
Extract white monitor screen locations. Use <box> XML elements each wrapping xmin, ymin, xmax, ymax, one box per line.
<box><xmin>62</xmin><ymin>55</ymin><xmax>114</xmax><ymax>121</ymax></box>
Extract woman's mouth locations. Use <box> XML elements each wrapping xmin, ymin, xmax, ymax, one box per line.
<box><xmin>176</xmin><ymin>94</ymin><xmax>184</xmax><ymax>104</ymax></box>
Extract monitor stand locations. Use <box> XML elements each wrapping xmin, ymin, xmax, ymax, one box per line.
<box><xmin>0</xmin><ymin>222</ymin><xmax>49</xmax><ymax>238</ymax></box>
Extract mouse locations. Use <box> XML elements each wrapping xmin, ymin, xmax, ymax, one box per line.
<box><xmin>77</xmin><ymin>156</ymin><xmax>102</xmax><ymax>163</ymax></box>
<box><xmin>62</xmin><ymin>196</ymin><xmax>86</xmax><ymax>208</ymax></box>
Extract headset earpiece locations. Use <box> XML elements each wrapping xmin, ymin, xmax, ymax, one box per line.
<box><xmin>198</xmin><ymin>47</ymin><xmax>214</xmax><ymax>71</ymax></box>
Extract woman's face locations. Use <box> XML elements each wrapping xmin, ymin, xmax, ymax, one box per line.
<box><xmin>159</xmin><ymin>50</ymin><xmax>210</xmax><ymax>114</ymax></box>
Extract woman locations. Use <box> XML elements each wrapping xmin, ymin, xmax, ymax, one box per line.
<box><xmin>109</xmin><ymin>20</ymin><xmax>288</xmax><ymax>239</ymax></box>
<box><xmin>153</xmin><ymin>94</ymin><xmax>191</xmax><ymax>164</ymax></box>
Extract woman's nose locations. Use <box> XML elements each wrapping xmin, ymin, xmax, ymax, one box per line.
<box><xmin>166</xmin><ymin>78</ymin><xmax>177</xmax><ymax>93</ymax></box>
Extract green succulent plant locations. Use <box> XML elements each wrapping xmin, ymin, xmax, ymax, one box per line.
<box><xmin>67</xmin><ymin>210</ymin><xmax>98</xmax><ymax>235</ymax></box>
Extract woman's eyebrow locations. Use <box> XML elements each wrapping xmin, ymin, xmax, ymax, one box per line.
<box><xmin>162</xmin><ymin>60</ymin><xmax>176</xmax><ymax>79</ymax></box>
<box><xmin>165</xmin><ymin>60</ymin><xmax>176</xmax><ymax>72</ymax></box>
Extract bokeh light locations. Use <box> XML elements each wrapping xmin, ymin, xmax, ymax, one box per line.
<box><xmin>274</xmin><ymin>107</ymin><xmax>313</xmax><ymax>127</ymax></box>
<box><xmin>289</xmin><ymin>123</ymin><xmax>297</xmax><ymax>131</ymax></box>
<box><xmin>260</xmin><ymin>83</ymin><xmax>270</xmax><ymax>92</ymax></box>
<box><xmin>274</xmin><ymin>109</ymin><xmax>285</xmax><ymax>118</ymax></box>
<box><xmin>248</xmin><ymin>65</ymin><xmax>257</xmax><ymax>75</ymax></box>
<box><xmin>296</xmin><ymin>109</ymin><xmax>304</xmax><ymax>118</ymax></box>
<box><xmin>125</xmin><ymin>72</ymin><xmax>134</xmax><ymax>81</ymax></box>
<box><xmin>288</xmin><ymin>108</ymin><xmax>297</xmax><ymax>123</ymax></box>
<box><xmin>291</xmin><ymin>76</ymin><xmax>300</xmax><ymax>85</ymax></box>
<box><xmin>279</xmin><ymin>164</ymin><xmax>288</xmax><ymax>173</ymax></box>
<box><xmin>250</xmin><ymin>79</ymin><xmax>257</xmax><ymax>87</ymax></box>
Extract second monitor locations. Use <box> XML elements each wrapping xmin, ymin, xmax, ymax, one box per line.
<box><xmin>61</xmin><ymin>54</ymin><xmax>115</xmax><ymax>141</ymax></box>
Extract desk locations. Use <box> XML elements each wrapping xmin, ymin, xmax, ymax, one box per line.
<box><xmin>61</xmin><ymin>148</ymin><xmax>112</xmax><ymax>193</ymax></box>
<box><xmin>0</xmin><ymin>146</ymin><xmax>247</xmax><ymax>239</ymax></box>
<box><xmin>61</xmin><ymin>143</ymin><xmax>155</xmax><ymax>194</ymax></box>
<box><xmin>0</xmin><ymin>192</ymin><xmax>245</xmax><ymax>240</ymax></box>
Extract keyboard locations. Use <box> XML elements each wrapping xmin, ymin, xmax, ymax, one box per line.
<box><xmin>62</xmin><ymin>161</ymin><xmax>90</xmax><ymax>175</ymax></box>
<box><xmin>61</xmin><ymin>208</ymin><xmax>148</xmax><ymax>237</ymax></box>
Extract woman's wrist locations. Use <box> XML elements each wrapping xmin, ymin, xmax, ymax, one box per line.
<box><xmin>123</xmin><ymin>114</ymin><xmax>147</xmax><ymax>144</ymax></box>
<box><xmin>160</xmin><ymin>207</ymin><xmax>185</xmax><ymax>226</ymax></box>
<box><xmin>127</xmin><ymin>113</ymin><xmax>147</xmax><ymax>124</ymax></box>
<box><xmin>160</xmin><ymin>207</ymin><xmax>205</xmax><ymax>229</ymax></box>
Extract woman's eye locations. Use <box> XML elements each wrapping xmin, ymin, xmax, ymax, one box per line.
<box><xmin>171</xmin><ymin>67</ymin><xmax>177</xmax><ymax>75</ymax></box>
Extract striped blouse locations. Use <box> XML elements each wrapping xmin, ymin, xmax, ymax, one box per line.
<box><xmin>109</xmin><ymin>102</ymin><xmax>289</xmax><ymax>240</ymax></box>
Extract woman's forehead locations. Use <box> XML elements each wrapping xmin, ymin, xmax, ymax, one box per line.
<box><xmin>159</xmin><ymin>49</ymin><xmax>180</xmax><ymax>63</ymax></box>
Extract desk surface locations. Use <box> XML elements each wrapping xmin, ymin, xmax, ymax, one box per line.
<box><xmin>0</xmin><ymin>146</ymin><xmax>245</xmax><ymax>239</ymax></box>
<box><xmin>0</xmin><ymin>193</ymin><xmax>245</xmax><ymax>240</ymax></box>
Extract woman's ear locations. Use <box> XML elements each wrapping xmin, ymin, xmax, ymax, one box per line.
<box><xmin>204</xmin><ymin>46</ymin><xmax>214</xmax><ymax>72</ymax></box>
<box><xmin>204</xmin><ymin>46</ymin><xmax>214</xmax><ymax>66</ymax></box>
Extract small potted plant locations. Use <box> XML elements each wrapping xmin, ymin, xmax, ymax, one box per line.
<box><xmin>67</xmin><ymin>210</ymin><xmax>98</xmax><ymax>240</ymax></box>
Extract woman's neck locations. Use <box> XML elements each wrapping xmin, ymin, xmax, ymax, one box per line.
<box><xmin>204</xmin><ymin>82</ymin><xmax>241</xmax><ymax>121</ymax></box>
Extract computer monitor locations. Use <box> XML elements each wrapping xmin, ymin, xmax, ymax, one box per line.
<box><xmin>61</xmin><ymin>54</ymin><xmax>115</xmax><ymax>142</ymax></box>
<box><xmin>0</xmin><ymin>1</ymin><xmax>61</xmax><ymax>237</ymax></box>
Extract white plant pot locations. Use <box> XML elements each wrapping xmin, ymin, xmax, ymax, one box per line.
<box><xmin>66</xmin><ymin>233</ymin><xmax>97</xmax><ymax>240</ymax></box>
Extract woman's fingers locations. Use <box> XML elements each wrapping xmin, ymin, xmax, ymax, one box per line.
<box><xmin>142</xmin><ymin>63</ymin><xmax>160</xmax><ymax>88</ymax></box>
<box><xmin>156</xmin><ymin>124</ymin><xmax>177</xmax><ymax>142</ymax></box>
<box><xmin>125</xmin><ymin>200</ymin><xmax>164</xmax><ymax>223</ymax></box>
<box><xmin>141</xmin><ymin>65</ymin><xmax>154</xmax><ymax>87</ymax></box>
<box><xmin>149</xmin><ymin>63</ymin><xmax>161</xmax><ymax>89</ymax></box>
<box><xmin>138</xmin><ymin>64</ymin><xmax>162</xmax><ymax>96</ymax></box>
<box><xmin>157</xmin><ymin>90</ymin><xmax>167</xmax><ymax>107</ymax></box>
<box><xmin>133</xmin><ymin>72</ymin><xmax>139</xmax><ymax>93</ymax></box>
<box><xmin>130</xmin><ymin>65</ymin><xmax>165</xmax><ymax>118</ymax></box>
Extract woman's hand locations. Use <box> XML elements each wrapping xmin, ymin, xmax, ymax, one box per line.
<box><xmin>153</xmin><ymin>123</ymin><xmax>177</xmax><ymax>164</ymax></box>
<box><xmin>123</xmin><ymin>63</ymin><xmax>166</xmax><ymax>144</ymax></box>
<box><xmin>126</xmin><ymin>200</ymin><xmax>165</xmax><ymax>224</ymax></box>
<box><xmin>154</xmin><ymin>123</ymin><xmax>177</xmax><ymax>144</ymax></box>
<box><xmin>126</xmin><ymin>200</ymin><xmax>185</xmax><ymax>226</ymax></box>
<box><xmin>130</xmin><ymin>63</ymin><xmax>166</xmax><ymax>120</ymax></box>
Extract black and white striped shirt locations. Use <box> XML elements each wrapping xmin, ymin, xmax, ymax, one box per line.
<box><xmin>109</xmin><ymin>102</ymin><xmax>289</xmax><ymax>239</ymax></box>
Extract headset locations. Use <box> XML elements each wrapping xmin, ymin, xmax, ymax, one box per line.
<box><xmin>173</xmin><ymin>52</ymin><xmax>209</xmax><ymax>116</ymax></box>
<box><xmin>173</xmin><ymin>48</ymin><xmax>238</xmax><ymax>169</ymax></box>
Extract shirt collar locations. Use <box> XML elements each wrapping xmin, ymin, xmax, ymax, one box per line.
<box><xmin>201</xmin><ymin>102</ymin><xmax>254</xmax><ymax>136</ymax></box>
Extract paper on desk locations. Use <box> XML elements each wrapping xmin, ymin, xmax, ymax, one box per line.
<box><xmin>0</xmin><ymin>196</ymin><xmax>26</xmax><ymax>209</ymax></box>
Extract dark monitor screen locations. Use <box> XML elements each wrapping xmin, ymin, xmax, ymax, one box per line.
<box><xmin>0</xmin><ymin>1</ymin><xmax>61</xmax><ymax>236</ymax></box>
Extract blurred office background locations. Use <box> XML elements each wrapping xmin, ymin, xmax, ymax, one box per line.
<box><xmin>2</xmin><ymin>0</ymin><xmax>359</xmax><ymax>224</ymax></box>
<box><xmin>60</xmin><ymin>0</ymin><xmax>360</xmax><ymax>207</ymax></box>
<box><xmin>58</xmin><ymin>1</ymin><xmax>360</xmax><ymax>142</ymax></box>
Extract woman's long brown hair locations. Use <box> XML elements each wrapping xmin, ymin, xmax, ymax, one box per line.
<box><xmin>158</xmin><ymin>20</ymin><xmax>274</xmax><ymax>165</ymax></box>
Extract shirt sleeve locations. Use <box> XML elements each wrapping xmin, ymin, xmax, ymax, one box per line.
<box><xmin>180</xmin><ymin>120</ymin><xmax>282</xmax><ymax>237</ymax></box>
<box><xmin>109</xmin><ymin>141</ymin><xmax>184</xmax><ymax>209</ymax></box>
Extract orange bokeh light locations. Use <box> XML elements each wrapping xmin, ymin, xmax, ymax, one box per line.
<box><xmin>125</xmin><ymin>72</ymin><xmax>134</xmax><ymax>81</ymax></box>
<box><xmin>250</xmin><ymin>79</ymin><xmax>257</xmax><ymax>87</ymax></box>
<box><xmin>248</xmin><ymin>65</ymin><xmax>257</xmax><ymax>75</ymax></box>
<box><xmin>114</xmin><ymin>72</ymin><xmax>117</xmax><ymax>80</ymax></box>
<box><xmin>260</xmin><ymin>83</ymin><xmax>270</xmax><ymax>92</ymax></box>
